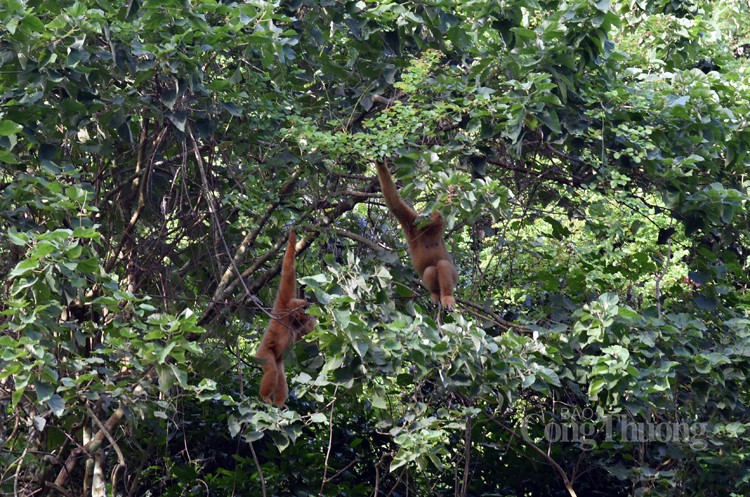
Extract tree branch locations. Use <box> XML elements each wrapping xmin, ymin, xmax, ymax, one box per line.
<box><xmin>104</xmin><ymin>120</ymin><xmax>167</xmax><ymax>273</ymax></box>
<box><xmin>492</xmin><ymin>419</ymin><xmax>578</xmax><ymax>497</ymax></box>
<box><xmin>314</xmin><ymin>226</ymin><xmax>389</xmax><ymax>253</ymax></box>
<box><xmin>211</xmin><ymin>169</ymin><xmax>303</xmax><ymax>302</ymax></box>
<box><xmin>455</xmin><ymin>297</ymin><xmax>533</xmax><ymax>334</ymax></box>
<box><xmin>197</xmin><ymin>177</ymin><xmax>381</xmax><ymax>328</ymax></box>
<box><xmin>54</xmin><ymin>406</ymin><xmax>127</xmax><ymax>488</ymax></box>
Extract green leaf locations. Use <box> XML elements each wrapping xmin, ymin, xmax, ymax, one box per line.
<box><xmin>9</xmin><ymin>258</ymin><xmax>39</xmax><ymax>278</ymax></box>
<box><xmin>170</xmin><ymin>363</ymin><xmax>188</xmax><ymax>387</ymax></box>
<box><xmin>390</xmin><ymin>454</ymin><xmax>408</xmax><ymax>472</ymax></box>
<box><xmin>66</xmin><ymin>48</ymin><xmax>85</xmax><ymax>68</ymax></box>
<box><xmin>244</xmin><ymin>431</ymin><xmax>264</xmax><ymax>442</ymax></box>
<box><xmin>223</xmin><ymin>102</ymin><xmax>243</xmax><ymax>117</ymax></box>
<box><xmin>0</xmin><ymin>150</ymin><xmax>19</xmax><ymax>164</ymax></box>
<box><xmin>65</xmin><ymin>245</ymin><xmax>84</xmax><ymax>259</ymax></box>
<box><xmin>522</xmin><ymin>373</ymin><xmax>536</xmax><ymax>388</ymax></box>
<box><xmin>35</xmin><ymin>382</ymin><xmax>55</xmax><ymax>403</ymax></box>
<box><xmin>271</xmin><ymin>431</ymin><xmax>290</xmax><ymax>452</ymax></box>
<box><xmin>0</xmin><ymin>120</ymin><xmax>22</xmax><ymax>136</ymax></box>
<box><xmin>160</xmin><ymin>87</ymin><xmax>178</xmax><ymax>110</ymax></box>
<box><xmin>353</xmin><ymin>339</ymin><xmax>369</xmax><ymax>357</ymax></box>
<box><xmin>228</xmin><ymin>416</ymin><xmax>242</xmax><ymax>437</ymax></box>
<box><xmin>372</xmin><ymin>392</ymin><xmax>387</xmax><ymax>409</ymax></box>
<box><xmin>21</xmin><ymin>14</ymin><xmax>44</xmax><ymax>33</ymax></box>
<box><xmin>694</xmin><ymin>295</ymin><xmax>717</xmax><ymax>311</ymax></box>
<box><xmin>539</xmin><ymin>109</ymin><xmax>561</xmax><ymax>134</ymax></box>
<box><xmin>310</xmin><ymin>412</ymin><xmax>327</xmax><ymax>423</ymax></box>
<box><xmin>166</xmin><ymin>111</ymin><xmax>187</xmax><ymax>132</ymax></box>
<box><xmin>157</xmin><ymin>341</ymin><xmax>176</xmax><ymax>364</ymax></box>
<box><xmin>33</xmin><ymin>242</ymin><xmax>56</xmax><ymax>258</ymax></box>
<box><xmin>144</xmin><ymin>330</ymin><xmax>165</xmax><ymax>340</ymax></box>
<box><xmin>589</xmin><ymin>378</ymin><xmax>606</xmax><ymax>397</ymax></box>
<box><xmin>33</xmin><ymin>416</ymin><xmax>47</xmax><ymax>431</ymax></box>
<box><xmin>7</xmin><ymin>230</ymin><xmax>29</xmax><ymax>246</ymax></box>
<box><xmin>157</xmin><ymin>364</ymin><xmax>175</xmax><ymax>392</ymax></box>
<box><xmin>512</xmin><ymin>27</ymin><xmax>536</xmax><ymax>40</ymax></box>
<box><xmin>595</xmin><ymin>0</ymin><xmax>611</xmax><ymax>11</ymax></box>
<box><xmin>667</xmin><ymin>95</ymin><xmax>689</xmax><ymax>108</ymax></box>
<box><xmin>47</xmin><ymin>395</ymin><xmax>66</xmax><ymax>417</ymax></box>
<box><xmin>72</xmin><ymin>226</ymin><xmax>99</xmax><ymax>238</ymax></box>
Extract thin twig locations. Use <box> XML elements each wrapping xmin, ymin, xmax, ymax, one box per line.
<box><xmin>198</xmin><ymin>177</ymin><xmax>381</xmax><ymax>328</ymax></box>
<box><xmin>85</xmin><ymin>405</ymin><xmax>126</xmax><ymax>468</ymax></box>
<box><xmin>0</xmin><ymin>411</ymin><xmax>20</xmax><ymax>452</ymax></box>
<box><xmin>211</xmin><ymin>169</ymin><xmax>303</xmax><ymax>302</ymax></box>
<box><xmin>45</xmin><ymin>481</ymin><xmax>74</xmax><ymax>497</ymax></box>
<box><xmin>105</xmin><ymin>121</ymin><xmax>168</xmax><ymax>273</ymax></box>
<box><xmin>324</xmin><ymin>459</ymin><xmax>357</xmax><ymax>484</ymax></box>
<box><xmin>54</xmin><ymin>407</ymin><xmax>127</xmax><ymax>487</ymax></box>
<box><xmin>319</xmin><ymin>386</ymin><xmax>339</xmax><ymax>496</ymax></box>
<box><xmin>460</xmin><ymin>416</ymin><xmax>471</xmax><ymax>497</ymax></box>
<box><xmin>13</xmin><ymin>443</ymin><xmax>29</xmax><ymax>497</ymax></box>
<box><xmin>249</xmin><ymin>442</ymin><xmax>267</xmax><ymax>497</ymax></box>
<box><xmin>373</xmin><ymin>459</ymin><xmax>380</xmax><ymax>497</ymax></box>
<box><xmin>85</xmin><ymin>404</ymin><xmax>127</xmax><ymax>492</ymax></box>
<box><xmin>455</xmin><ymin>297</ymin><xmax>533</xmax><ymax>334</ymax></box>
<box><xmin>654</xmin><ymin>238</ymin><xmax>672</xmax><ymax>319</ymax></box>
<box><xmin>314</xmin><ymin>226</ymin><xmax>389</xmax><ymax>253</ymax></box>
<box><xmin>491</xmin><ymin>419</ymin><xmax>578</xmax><ymax>497</ymax></box>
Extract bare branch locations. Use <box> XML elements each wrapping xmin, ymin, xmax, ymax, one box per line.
<box><xmin>211</xmin><ymin>169</ymin><xmax>303</xmax><ymax>301</ymax></box>
<box><xmin>455</xmin><ymin>297</ymin><xmax>533</xmax><ymax>334</ymax></box>
<box><xmin>315</xmin><ymin>226</ymin><xmax>389</xmax><ymax>253</ymax></box>
<box><xmin>198</xmin><ymin>177</ymin><xmax>381</xmax><ymax>328</ymax></box>
<box><xmin>249</xmin><ymin>442</ymin><xmax>267</xmax><ymax>497</ymax></box>
<box><xmin>54</xmin><ymin>406</ymin><xmax>127</xmax><ymax>488</ymax></box>
<box><xmin>319</xmin><ymin>386</ymin><xmax>339</xmax><ymax>495</ymax></box>
<box><xmin>491</xmin><ymin>419</ymin><xmax>578</xmax><ymax>497</ymax></box>
<box><xmin>105</xmin><ymin>121</ymin><xmax>168</xmax><ymax>273</ymax></box>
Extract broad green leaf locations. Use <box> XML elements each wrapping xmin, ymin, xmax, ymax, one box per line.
<box><xmin>7</xmin><ymin>231</ymin><xmax>29</xmax><ymax>245</ymax></box>
<box><xmin>47</xmin><ymin>395</ymin><xmax>66</xmax><ymax>417</ymax></box>
<box><xmin>228</xmin><ymin>416</ymin><xmax>242</xmax><ymax>437</ymax></box>
<box><xmin>309</xmin><ymin>412</ymin><xmax>327</xmax><ymax>423</ymax></box>
<box><xmin>157</xmin><ymin>342</ymin><xmax>176</xmax><ymax>364</ymax></box>
<box><xmin>244</xmin><ymin>431</ymin><xmax>264</xmax><ymax>442</ymax></box>
<box><xmin>33</xmin><ymin>416</ymin><xmax>47</xmax><ymax>431</ymax></box>
<box><xmin>0</xmin><ymin>120</ymin><xmax>22</xmax><ymax>136</ymax></box>
<box><xmin>157</xmin><ymin>365</ymin><xmax>175</xmax><ymax>392</ymax></box>
<box><xmin>0</xmin><ymin>150</ymin><xmax>19</xmax><ymax>163</ymax></box>
<box><xmin>9</xmin><ymin>258</ymin><xmax>39</xmax><ymax>278</ymax></box>
<box><xmin>270</xmin><ymin>431</ymin><xmax>290</xmax><ymax>452</ymax></box>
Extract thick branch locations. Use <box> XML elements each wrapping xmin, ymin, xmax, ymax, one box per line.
<box><xmin>54</xmin><ymin>406</ymin><xmax>127</xmax><ymax>487</ymax></box>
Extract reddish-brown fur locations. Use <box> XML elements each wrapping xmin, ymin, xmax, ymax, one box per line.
<box><xmin>256</xmin><ymin>230</ymin><xmax>316</xmax><ymax>407</ymax></box>
<box><xmin>376</xmin><ymin>162</ymin><xmax>458</xmax><ymax>310</ymax></box>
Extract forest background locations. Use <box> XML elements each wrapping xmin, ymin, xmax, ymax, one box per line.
<box><xmin>1</xmin><ymin>0</ymin><xmax>750</xmax><ymax>495</ymax></box>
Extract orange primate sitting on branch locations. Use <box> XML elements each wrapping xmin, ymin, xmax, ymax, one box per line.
<box><xmin>376</xmin><ymin>161</ymin><xmax>458</xmax><ymax>310</ymax></box>
<box><xmin>256</xmin><ymin>230</ymin><xmax>316</xmax><ymax>407</ymax></box>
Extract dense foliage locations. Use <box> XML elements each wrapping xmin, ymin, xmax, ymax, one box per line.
<box><xmin>1</xmin><ymin>0</ymin><xmax>749</xmax><ymax>495</ymax></box>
